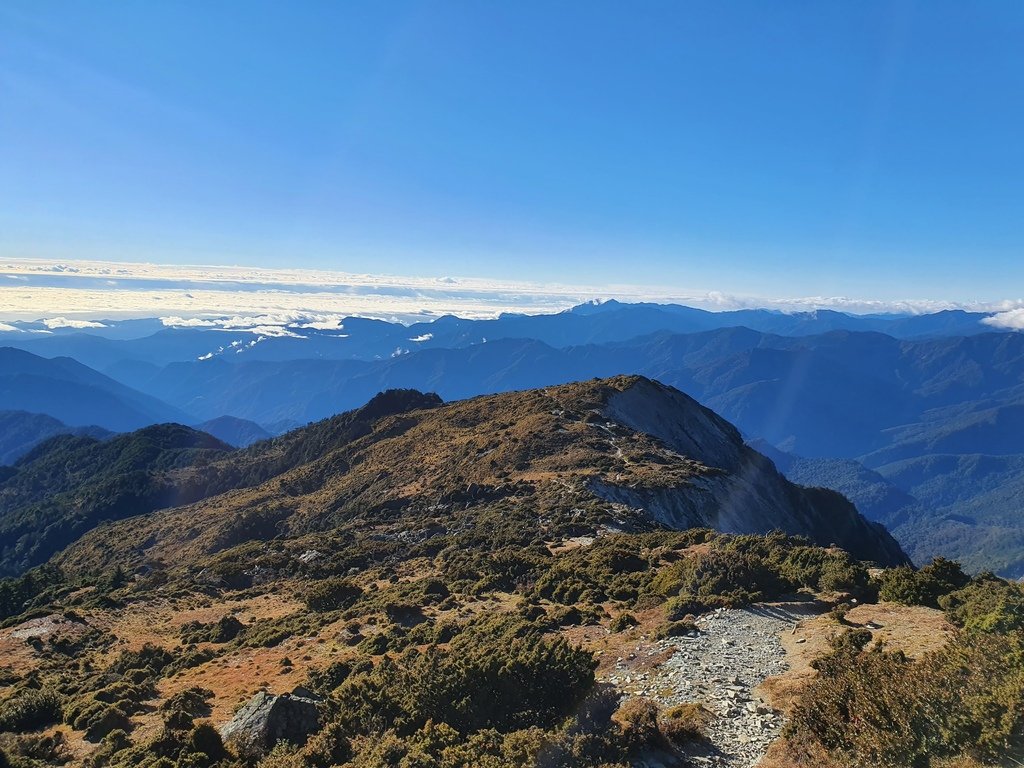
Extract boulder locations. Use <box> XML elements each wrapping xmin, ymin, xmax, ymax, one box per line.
<box><xmin>219</xmin><ymin>689</ymin><xmax>321</xmax><ymax>755</ymax></box>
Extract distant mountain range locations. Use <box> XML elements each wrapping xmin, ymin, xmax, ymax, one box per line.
<box><xmin>85</xmin><ymin>328</ymin><xmax>1024</xmax><ymax>459</ymax></box>
<box><xmin>0</xmin><ymin>347</ymin><xmax>188</xmax><ymax>431</ymax></box>
<box><xmin>0</xmin><ymin>299</ymin><xmax>1021</xmax><ymax>575</ymax></box>
<box><xmin>193</xmin><ymin>416</ymin><xmax>273</xmax><ymax>448</ymax></box>
<box><xmin>0</xmin><ymin>349</ymin><xmax>275</xmax><ymax>457</ymax></box>
<box><xmin>0</xmin><ymin>300</ymin><xmax>1009</xmax><ymax>371</ymax></box>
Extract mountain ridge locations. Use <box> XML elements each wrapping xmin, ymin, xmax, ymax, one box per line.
<box><xmin>0</xmin><ymin>410</ymin><xmax>112</xmax><ymax>466</ymax></box>
<box><xmin>56</xmin><ymin>376</ymin><xmax>907</xmax><ymax>577</ymax></box>
<box><xmin>0</xmin><ymin>300</ymin><xmax>1008</xmax><ymax>372</ymax></box>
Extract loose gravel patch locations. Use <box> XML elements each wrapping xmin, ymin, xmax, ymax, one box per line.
<box><xmin>610</xmin><ymin>602</ymin><xmax>824</xmax><ymax>768</ymax></box>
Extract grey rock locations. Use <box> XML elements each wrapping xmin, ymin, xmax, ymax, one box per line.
<box><xmin>220</xmin><ymin>689</ymin><xmax>321</xmax><ymax>755</ymax></box>
<box><xmin>594</xmin><ymin>378</ymin><xmax>908</xmax><ymax>567</ymax></box>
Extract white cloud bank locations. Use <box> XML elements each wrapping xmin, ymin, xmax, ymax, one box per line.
<box><xmin>983</xmin><ymin>308</ymin><xmax>1024</xmax><ymax>331</ymax></box>
<box><xmin>0</xmin><ymin>257</ymin><xmax>1021</xmax><ymax>327</ymax></box>
<box><xmin>42</xmin><ymin>316</ymin><xmax>108</xmax><ymax>329</ymax></box>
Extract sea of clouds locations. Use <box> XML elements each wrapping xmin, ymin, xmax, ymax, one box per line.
<box><xmin>1</xmin><ymin>258</ymin><xmax>1021</xmax><ymax>331</ymax></box>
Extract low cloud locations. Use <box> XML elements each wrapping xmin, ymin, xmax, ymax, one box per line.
<box><xmin>241</xmin><ymin>326</ymin><xmax>306</xmax><ymax>338</ymax></box>
<box><xmin>983</xmin><ymin>309</ymin><xmax>1024</xmax><ymax>331</ymax></box>
<box><xmin>42</xmin><ymin>317</ymin><xmax>107</xmax><ymax>329</ymax></box>
<box><xmin>161</xmin><ymin>316</ymin><xmax>218</xmax><ymax>327</ymax></box>
<box><xmin>297</xmin><ymin>317</ymin><xmax>346</xmax><ymax>331</ymax></box>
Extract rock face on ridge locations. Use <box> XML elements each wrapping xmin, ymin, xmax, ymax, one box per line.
<box><xmin>595</xmin><ymin>378</ymin><xmax>908</xmax><ymax>565</ymax></box>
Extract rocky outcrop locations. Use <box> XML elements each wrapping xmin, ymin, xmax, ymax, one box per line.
<box><xmin>596</xmin><ymin>377</ymin><xmax>909</xmax><ymax>566</ymax></box>
<box><xmin>219</xmin><ymin>689</ymin><xmax>320</xmax><ymax>755</ymax></box>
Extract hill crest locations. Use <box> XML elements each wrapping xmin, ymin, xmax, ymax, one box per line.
<box><xmin>59</xmin><ymin>376</ymin><xmax>907</xmax><ymax>574</ymax></box>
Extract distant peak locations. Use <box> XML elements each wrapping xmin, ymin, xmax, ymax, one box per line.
<box><xmin>568</xmin><ymin>298</ymin><xmax>622</xmax><ymax>315</ymax></box>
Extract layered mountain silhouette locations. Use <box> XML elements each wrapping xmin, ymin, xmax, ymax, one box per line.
<box><xmin>0</xmin><ymin>347</ymin><xmax>188</xmax><ymax>431</ymax></box>
<box><xmin>193</xmin><ymin>416</ymin><xmax>274</xmax><ymax>447</ymax></box>
<box><xmin>91</xmin><ymin>329</ymin><xmax>1024</xmax><ymax>459</ymax></box>
<box><xmin>0</xmin><ymin>300</ymin><xmax>1006</xmax><ymax>371</ymax></box>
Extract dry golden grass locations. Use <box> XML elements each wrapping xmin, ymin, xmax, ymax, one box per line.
<box><xmin>0</xmin><ymin>589</ymin><xmax>320</xmax><ymax>756</ymax></box>
<box><xmin>756</xmin><ymin>601</ymin><xmax>955</xmax><ymax>768</ymax></box>
<box><xmin>759</xmin><ymin>601</ymin><xmax>954</xmax><ymax>715</ymax></box>
<box><xmin>94</xmin><ymin>592</ymin><xmax>302</xmax><ymax>654</ymax></box>
<box><xmin>0</xmin><ymin>614</ymin><xmax>93</xmax><ymax>681</ymax></box>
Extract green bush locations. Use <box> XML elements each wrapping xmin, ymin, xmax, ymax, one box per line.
<box><xmin>108</xmin><ymin>643</ymin><xmax>174</xmax><ymax>681</ymax></box>
<box><xmin>939</xmin><ymin>574</ymin><xmax>1024</xmax><ymax>633</ymax></box>
<box><xmin>0</xmin><ymin>565</ymin><xmax>64</xmax><ymax>623</ymax></box>
<box><xmin>304</xmin><ymin>577</ymin><xmax>362</xmax><ymax>612</ymax></box>
<box><xmin>0</xmin><ymin>688</ymin><xmax>62</xmax><ymax>733</ymax></box>
<box><xmin>613</xmin><ymin>697</ymin><xmax>661</xmax><ymax>753</ymax></box>
<box><xmin>663</xmin><ymin>593</ymin><xmax>730</xmax><ymax>619</ymax></box>
<box><xmin>878</xmin><ymin>558</ymin><xmax>970</xmax><ymax>608</ymax></box>
<box><xmin>609</xmin><ymin>612</ymin><xmax>638</xmax><ymax>633</ymax></box>
<box><xmin>306</xmin><ymin>659</ymin><xmax>373</xmax><ymax>696</ymax></box>
<box><xmin>650</xmin><ymin>549</ymin><xmax>771</xmax><ymax>602</ymax></box>
<box><xmin>356</xmin><ymin>623</ymin><xmax>407</xmax><ymax>655</ymax></box>
<box><xmin>787</xmin><ymin>575</ymin><xmax>1024</xmax><ymax>767</ymax></box>
<box><xmin>653</xmin><ymin>620</ymin><xmax>698</xmax><ymax>640</ymax></box>
<box><xmin>0</xmin><ymin>731</ymin><xmax>70</xmax><ymax>765</ymax></box>
<box><xmin>779</xmin><ymin>547</ymin><xmax>872</xmax><ymax>595</ymax></box>
<box><xmin>179</xmin><ymin>615</ymin><xmax>243</xmax><ymax>644</ymax></box>
<box><xmin>532</xmin><ymin>540</ymin><xmax>654</xmax><ymax>605</ymax></box>
<box><xmin>88</xmin><ymin>721</ymin><xmax>228</xmax><ymax>768</ymax></box>
<box><xmin>160</xmin><ymin>687</ymin><xmax>213</xmax><ymax>728</ymax></box>
<box><xmin>236</xmin><ymin>613</ymin><xmax>316</xmax><ymax>648</ymax></box>
<box><xmin>659</xmin><ymin>702</ymin><xmax>710</xmax><ymax>745</ymax></box>
<box><xmin>66</xmin><ymin>699</ymin><xmax>135</xmax><ymax>742</ymax></box>
<box><xmin>336</xmin><ymin>615</ymin><xmax>596</xmax><ymax>737</ymax></box>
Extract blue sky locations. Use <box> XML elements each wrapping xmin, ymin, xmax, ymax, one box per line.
<box><xmin>2</xmin><ymin>1</ymin><xmax>1023</xmax><ymax>303</ymax></box>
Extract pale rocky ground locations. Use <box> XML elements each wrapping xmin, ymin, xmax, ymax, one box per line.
<box><xmin>603</xmin><ymin>599</ymin><xmax>953</xmax><ymax>768</ymax></box>
<box><xmin>608</xmin><ymin>603</ymin><xmax>819</xmax><ymax>768</ymax></box>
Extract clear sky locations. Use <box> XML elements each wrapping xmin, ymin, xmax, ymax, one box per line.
<box><xmin>2</xmin><ymin>1</ymin><xmax>1023</xmax><ymax>303</ymax></box>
